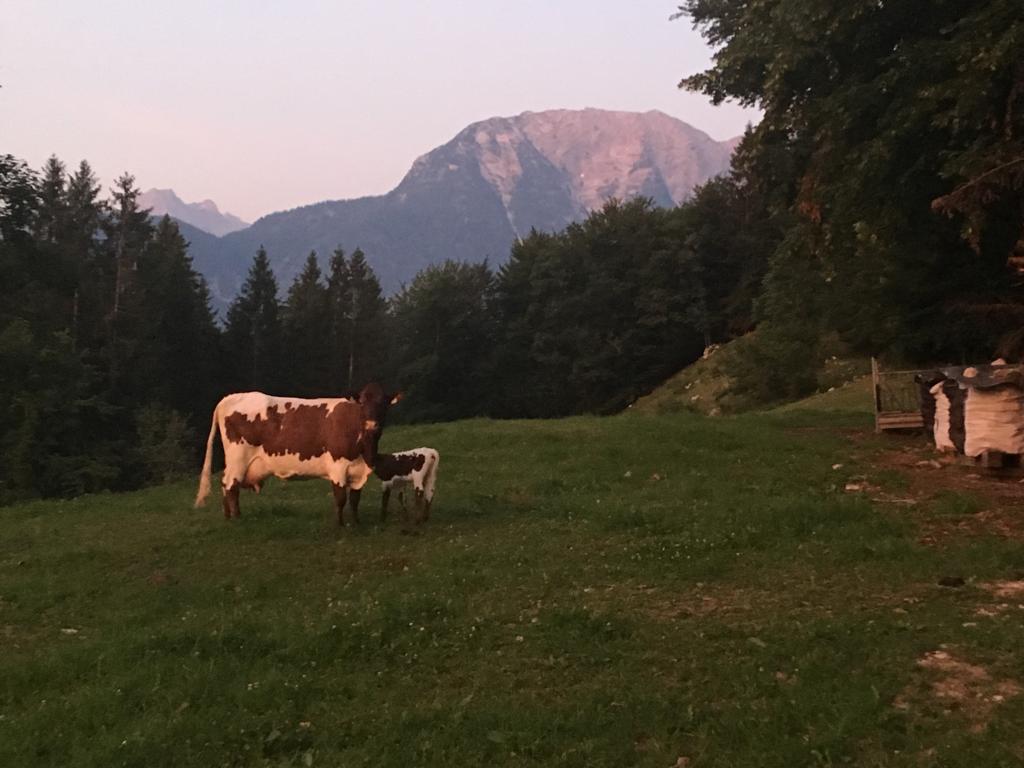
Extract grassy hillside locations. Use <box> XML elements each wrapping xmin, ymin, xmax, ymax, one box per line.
<box><xmin>3</xmin><ymin>410</ymin><xmax>1024</xmax><ymax>766</ymax></box>
<box><xmin>632</xmin><ymin>336</ymin><xmax>871</xmax><ymax>417</ymax></box>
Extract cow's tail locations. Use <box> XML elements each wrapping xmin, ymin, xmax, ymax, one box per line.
<box><xmin>194</xmin><ymin>401</ymin><xmax>220</xmax><ymax>508</ymax></box>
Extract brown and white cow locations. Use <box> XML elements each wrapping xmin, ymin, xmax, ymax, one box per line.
<box><xmin>374</xmin><ymin>448</ymin><xmax>440</xmax><ymax>525</ymax></box>
<box><xmin>194</xmin><ymin>382</ymin><xmax>401</xmax><ymax>523</ymax></box>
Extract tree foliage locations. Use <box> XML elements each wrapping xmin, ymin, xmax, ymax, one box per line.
<box><xmin>678</xmin><ymin>0</ymin><xmax>1024</xmax><ymax>361</ymax></box>
<box><xmin>0</xmin><ymin>157</ymin><xmax>223</xmax><ymax>501</ymax></box>
<box><xmin>224</xmin><ymin>246</ymin><xmax>283</xmax><ymax>392</ymax></box>
<box><xmin>390</xmin><ymin>260</ymin><xmax>496</xmax><ymax>422</ymax></box>
<box><xmin>283</xmin><ymin>252</ymin><xmax>330</xmax><ymax>396</ymax></box>
<box><xmin>491</xmin><ymin>199</ymin><xmax>707</xmax><ymax>416</ymax></box>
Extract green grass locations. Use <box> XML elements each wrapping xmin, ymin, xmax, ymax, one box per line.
<box><xmin>632</xmin><ymin>336</ymin><xmax>871</xmax><ymax>418</ymax></box>
<box><xmin>774</xmin><ymin>375</ymin><xmax>873</xmax><ymax>415</ymax></box>
<box><xmin>2</xmin><ymin>411</ymin><xmax>1024</xmax><ymax>766</ymax></box>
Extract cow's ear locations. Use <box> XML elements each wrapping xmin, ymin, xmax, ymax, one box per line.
<box><xmin>389</xmin><ymin>392</ymin><xmax>404</xmax><ymax>405</ymax></box>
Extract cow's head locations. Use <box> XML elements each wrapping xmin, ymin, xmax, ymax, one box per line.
<box><xmin>356</xmin><ymin>382</ymin><xmax>402</xmax><ymax>465</ymax></box>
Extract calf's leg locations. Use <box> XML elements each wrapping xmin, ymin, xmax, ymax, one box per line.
<box><xmin>414</xmin><ymin>488</ymin><xmax>427</xmax><ymax>524</ymax></box>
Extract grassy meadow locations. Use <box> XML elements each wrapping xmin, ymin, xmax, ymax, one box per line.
<box><xmin>2</xmin><ymin>397</ymin><xmax>1024</xmax><ymax>766</ymax></box>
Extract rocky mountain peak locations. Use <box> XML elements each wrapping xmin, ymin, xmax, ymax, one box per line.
<box><xmin>398</xmin><ymin>108</ymin><xmax>737</xmax><ymax>238</ymax></box>
<box><xmin>139</xmin><ymin>188</ymin><xmax>249</xmax><ymax>237</ymax></box>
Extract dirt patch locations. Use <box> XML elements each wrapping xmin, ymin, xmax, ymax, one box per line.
<box><xmin>979</xmin><ymin>580</ymin><xmax>1024</xmax><ymax>599</ymax></box>
<box><xmin>843</xmin><ymin>432</ymin><xmax>1024</xmax><ymax>543</ymax></box>
<box><xmin>895</xmin><ymin>649</ymin><xmax>1021</xmax><ymax>732</ymax></box>
<box><xmin>148</xmin><ymin>569</ymin><xmax>175</xmax><ymax>586</ymax></box>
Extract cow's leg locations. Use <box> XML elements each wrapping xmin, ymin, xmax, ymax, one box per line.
<box><xmin>223</xmin><ymin>483</ymin><xmax>241</xmax><ymax>519</ymax></box>
<box><xmin>332</xmin><ymin>483</ymin><xmax>348</xmax><ymax>526</ymax></box>
<box><xmin>349</xmin><ymin>488</ymin><xmax>362</xmax><ymax>526</ymax></box>
<box><xmin>381</xmin><ymin>487</ymin><xmax>391</xmax><ymax>522</ymax></box>
<box><xmin>221</xmin><ymin>448</ymin><xmax>252</xmax><ymax>520</ymax></box>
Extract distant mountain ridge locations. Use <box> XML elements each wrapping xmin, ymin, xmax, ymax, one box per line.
<box><xmin>140</xmin><ymin>188</ymin><xmax>248</xmax><ymax>237</ymax></box>
<box><xmin>177</xmin><ymin>108</ymin><xmax>739</xmax><ymax>313</ymax></box>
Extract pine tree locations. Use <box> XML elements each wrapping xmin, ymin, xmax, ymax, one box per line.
<box><xmin>325</xmin><ymin>247</ymin><xmax>351</xmax><ymax>390</ymax></box>
<box><xmin>64</xmin><ymin>161</ymin><xmax>105</xmax><ymax>352</ymax></box>
<box><xmin>283</xmin><ymin>251</ymin><xmax>330</xmax><ymax>395</ymax></box>
<box><xmin>106</xmin><ymin>173</ymin><xmax>151</xmax><ymax>328</ymax></box>
<box><xmin>65</xmin><ymin>161</ymin><xmax>104</xmax><ymax>252</ymax></box>
<box><xmin>224</xmin><ymin>246</ymin><xmax>283</xmax><ymax>392</ymax></box>
<box><xmin>102</xmin><ymin>173</ymin><xmax>153</xmax><ymax>392</ymax></box>
<box><xmin>130</xmin><ymin>216</ymin><xmax>223</xmax><ymax>416</ymax></box>
<box><xmin>344</xmin><ymin>248</ymin><xmax>388</xmax><ymax>388</ymax></box>
<box><xmin>34</xmin><ymin>155</ymin><xmax>67</xmax><ymax>244</ymax></box>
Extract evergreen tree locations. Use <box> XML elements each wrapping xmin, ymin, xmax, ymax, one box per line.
<box><xmin>283</xmin><ymin>251</ymin><xmax>330</xmax><ymax>395</ymax></box>
<box><xmin>325</xmin><ymin>247</ymin><xmax>389</xmax><ymax>390</ymax></box>
<box><xmin>224</xmin><ymin>246</ymin><xmax>283</xmax><ymax>392</ymax></box>
<box><xmin>344</xmin><ymin>248</ymin><xmax>389</xmax><ymax>388</ymax></box>
<box><xmin>100</xmin><ymin>174</ymin><xmax>153</xmax><ymax>399</ymax></box>
<box><xmin>33</xmin><ymin>155</ymin><xmax>67</xmax><ymax>244</ymax></box>
<box><xmin>65</xmin><ymin>160</ymin><xmax>105</xmax><ymax>252</ymax></box>
<box><xmin>64</xmin><ymin>161</ymin><xmax>106</xmax><ymax>353</ymax></box>
<box><xmin>30</xmin><ymin>157</ymin><xmax>81</xmax><ymax>344</ymax></box>
<box><xmin>105</xmin><ymin>173</ymin><xmax>151</xmax><ymax>331</ymax></box>
<box><xmin>129</xmin><ymin>216</ymin><xmax>223</xmax><ymax>416</ymax></box>
<box><xmin>325</xmin><ymin>247</ymin><xmax>351</xmax><ymax>390</ymax></box>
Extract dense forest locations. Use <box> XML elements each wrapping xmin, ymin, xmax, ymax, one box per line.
<box><xmin>2</xmin><ymin>0</ymin><xmax>1021</xmax><ymax>502</ymax></box>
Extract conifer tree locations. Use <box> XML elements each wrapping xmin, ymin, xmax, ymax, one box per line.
<box><xmin>224</xmin><ymin>246</ymin><xmax>283</xmax><ymax>392</ymax></box>
<box><xmin>325</xmin><ymin>247</ymin><xmax>351</xmax><ymax>390</ymax></box>
<box><xmin>343</xmin><ymin>248</ymin><xmax>388</xmax><ymax>388</ymax></box>
<box><xmin>64</xmin><ymin>161</ymin><xmax>105</xmax><ymax>352</ymax></box>
<box><xmin>106</xmin><ymin>173</ymin><xmax>151</xmax><ymax>325</ymax></box>
<box><xmin>34</xmin><ymin>156</ymin><xmax>67</xmax><ymax>244</ymax></box>
<box><xmin>283</xmin><ymin>251</ymin><xmax>330</xmax><ymax>395</ymax></box>
<box><xmin>130</xmin><ymin>216</ymin><xmax>223</xmax><ymax>416</ymax></box>
<box><xmin>103</xmin><ymin>173</ymin><xmax>153</xmax><ymax>390</ymax></box>
<box><xmin>65</xmin><ymin>161</ymin><xmax>104</xmax><ymax>252</ymax></box>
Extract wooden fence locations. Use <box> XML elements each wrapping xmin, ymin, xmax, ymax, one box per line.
<box><xmin>871</xmin><ymin>358</ymin><xmax>927</xmax><ymax>433</ymax></box>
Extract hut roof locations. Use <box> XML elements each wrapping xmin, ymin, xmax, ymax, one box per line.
<box><xmin>941</xmin><ymin>364</ymin><xmax>1024</xmax><ymax>390</ymax></box>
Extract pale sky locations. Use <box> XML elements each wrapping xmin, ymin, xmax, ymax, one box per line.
<box><xmin>1</xmin><ymin>1</ymin><xmax>759</xmax><ymax>223</ymax></box>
